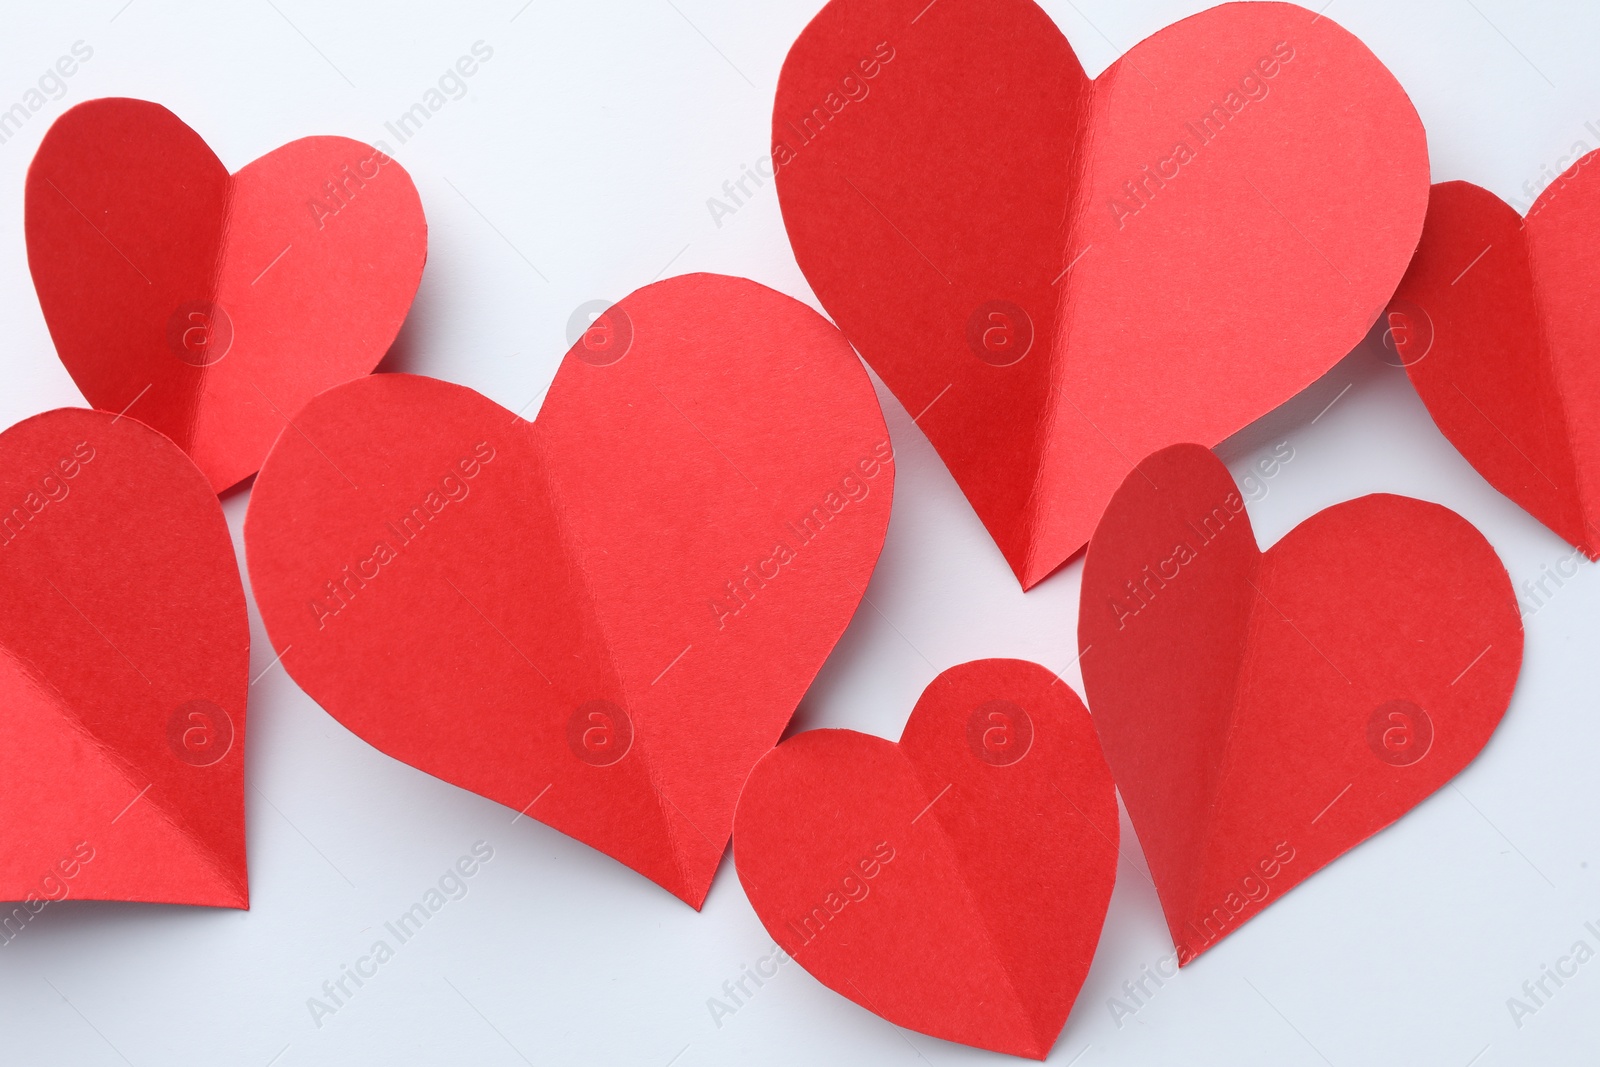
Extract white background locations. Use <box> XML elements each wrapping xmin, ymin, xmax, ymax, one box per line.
<box><xmin>1</xmin><ymin>0</ymin><xmax>1598</xmax><ymax>1064</ymax></box>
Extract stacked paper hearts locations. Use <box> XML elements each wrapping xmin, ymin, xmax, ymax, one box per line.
<box><xmin>4</xmin><ymin>0</ymin><xmax>1581</xmax><ymax>1061</ymax></box>
<box><xmin>5</xmin><ymin>96</ymin><xmax>425</xmax><ymax>911</ymax></box>
<box><xmin>735</xmin><ymin>0</ymin><xmax>1532</xmax><ymax>1056</ymax></box>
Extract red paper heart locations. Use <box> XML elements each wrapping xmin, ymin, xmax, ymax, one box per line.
<box><xmin>1080</xmin><ymin>444</ymin><xmax>1522</xmax><ymax>963</ymax></box>
<box><xmin>732</xmin><ymin>659</ymin><xmax>1118</xmax><ymax>1060</ymax></box>
<box><xmin>0</xmin><ymin>409</ymin><xmax>248</xmax><ymax>912</ymax></box>
<box><xmin>1390</xmin><ymin>164</ymin><xmax>1600</xmax><ymax>557</ymax></box>
<box><xmin>244</xmin><ymin>274</ymin><xmax>893</xmax><ymax>907</ymax></box>
<box><xmin>774</xmin><ymin>0</ymin><xmax>1428</xmax><ymax>587</ymax></box>
<box><xmin>26</xmin><ymin>97</ymin><xmax>426</xmax><ymax>495</ymax></box>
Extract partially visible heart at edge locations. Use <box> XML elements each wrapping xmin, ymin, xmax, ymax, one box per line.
<box><xmin>1391</xmin><ymin>167</ymin><xmax>1600</xmax><ymax>558</ymax></box>
<box><xmin>0</xmin><ymin>408</ymin><xmax>248</xmax><ymax>910</ymax></box>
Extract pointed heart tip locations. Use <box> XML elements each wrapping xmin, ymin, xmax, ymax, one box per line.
<box><xmin>187</xmin><ymin>874</ymin><xmax>250</xmax><ymax>911</ymax></box>
<box><xmin>673</xmin><ymin>881</ymin><xmax>711</xmax><ymax>912</ymax></box>
<box><xmin>1018</xmin><ymin>547</ymin><xmax>1078</xmax><ymax>591</ymax></box>
<box><xmin>981</xmin><ymin>1022</ymin><xmax>1055</xmax><ymax>1061</ymax></box>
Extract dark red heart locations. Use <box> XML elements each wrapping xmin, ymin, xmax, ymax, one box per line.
<box><xmin>1080</xmin><ymin>444</ymin><xmax>1522</xmax><ymax>963</ymax></box>
<box><xmin>1391</xmin><ymin>164</ymin><xmax>1600</xmax><ymax>556</ymax></box>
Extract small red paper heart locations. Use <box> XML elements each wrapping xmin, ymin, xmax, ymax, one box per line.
<box><xmin>774</xmin><ymin>0</ymin><xmax>1428</xmax><ymax>587</ymax></box>
<box><xmin>1080</xmin><ymin>444</ymin><xmax>1522</xmax><ymax>963</ymax></box>
<box><xmin>244</xmin><ymin>274</ymin><xmax>893</xmax><ymax>908</ymax></box>
<box><xmin>1390</xmin><ymin>162</ymin><xmax>1600</xmax><ymax>557</ymax></box>
<box><xmin>0</xmin><ymin>409</ymin><xmax>248</xmax><ymax>911</ymax></box>
<box><xmin>732</xmin><ymin>659</ymin><xmax>1118</xmax><ymax>1060</ymax></box>
<box><xmin>26</xmin><ymin>97</ymin><xmax>426</xmax><ymax>495</ymax></box>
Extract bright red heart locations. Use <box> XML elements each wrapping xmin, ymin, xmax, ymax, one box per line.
<box><xmin>1080</xmin><ymin>444</ymin><xmax>1522</xmax><ymax>964</ymax></box>
<box><xmin>244</xmin><ymin>274</ymin><xmax>893</xmax><ymax>908</ymax></box>
<box><xmin>774</xmin><ymin>0</ymin><xmax>1428</xmax><ymax>588</ymax></box>
<box><xmin>26</xmin><ymin>97</ymin><xmax>426</xmax><ymax>495</ymax></box>
<box><xmin>732</xmin><ymin>659</ymin><xmax>1118</xmax><ymax>1060</ymax></box>
<box><xmin>1390</xmin><ymin>162</ymin><xmax>1600</xmax><ymax>558</ymax></box>
<box><xmin>0</xmin><ymin>409</ymin><xmax>248</xmax><ymax>914</ymax></box>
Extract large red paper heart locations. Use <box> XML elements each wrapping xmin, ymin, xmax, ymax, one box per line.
<box><xmin>0</xmin><ymin>409</ymin><xmax>248</xmax><ymax>912</ymax></box>
<box><xmin>26</xmin><ymin>97</ymin><xmax>426</xmax><ymax>495</ymax></box>
<box><xmin>1390</xmin><ymin>162</ymin><xmax>1600</xmax><ymax>557</ymax></box>
<box><xmin>245</xmin><ymin>274</ymin><xmax>893</xmax><ymax>908</ymax></box>
<box><xmin>1080</xmin><ymin>444</ymin><xmax>1521</xmax><ymax>963</ymax></box>
<box><xmin>732</xmin><ymin>659</ymin><xmax>1118</xmax><ymax>1060</ymax></box>
<box><xmin>774</xmin><ymin>0</ymin><xmax>1428</xmax><ymax>587</ymax></box>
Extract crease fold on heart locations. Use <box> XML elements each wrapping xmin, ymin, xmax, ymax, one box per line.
<box><xmin>1080</xmin><ymin>444</ymin><xmax>1523</xmax><ymax>964</ymax></box>
<box><xmin>774</xmin><ymin>0</ymin><xmax>1429</xmax><ymax>589</ymax></box>
<box><xmin>732</xmin><ymin>659</ymin><xmax>1119</xmax><ymax>1060</ymax></box>
<box><xmin>244</xmin><ymin>273</ymin><xmax>894</xmax><ymax>908</ymax></box>
<box><xmin>0</xmin><ymin>408</ymin><xmax>249</xmax><ymax>910</ymax></box>
<box><xmin>3</xmin><ymin>650</ymin><xmax>246</xmax><ymax>907</ymax></box>
<box><xmin>1391</xmin><ymin>164</ymin><xmax>1600</xmax><ymax>558</ymax></box>
<box><xmin>519</xmin><ymin>438</ymin><xmax>720</xmax><ymax>898</ymax></box>
<box><xmin>25</xmin><ymin>96</ymin><xmax>427</xmax><ymax>494</ymax></box>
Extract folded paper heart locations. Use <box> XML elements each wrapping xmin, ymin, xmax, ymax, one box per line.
<box><xmin>732</xmin><ymin>659</ymin><xmax>1118</xmax><ymax>1060</ymax></box>
<box><xmin>26</xmin><ymin>97</ymin><xmax>427</xmax><ymax>494</ymax></box>
<box><xmin>0</xmin><ymin>409</ymin><xmax>248</xmax><ymax>912</ymax></box>
<box><xmin>1390</xmin><ymin>159</ymin><xmax>1600</xmax><ymax>558</ymax></box>
<box><xmin>245</xmin><ymin>274</ymin><xmax>893</xmax><ymax>908</ymax></box>
<box><xmin>773</xmin><ymin>0</ymin><xmax>1428</xmax><ymax>587</ymax></box>
<box><xmin>1080</xmin><ymin>444</ymin><xmax>1522</xmax><ymax>963</ymax></box>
